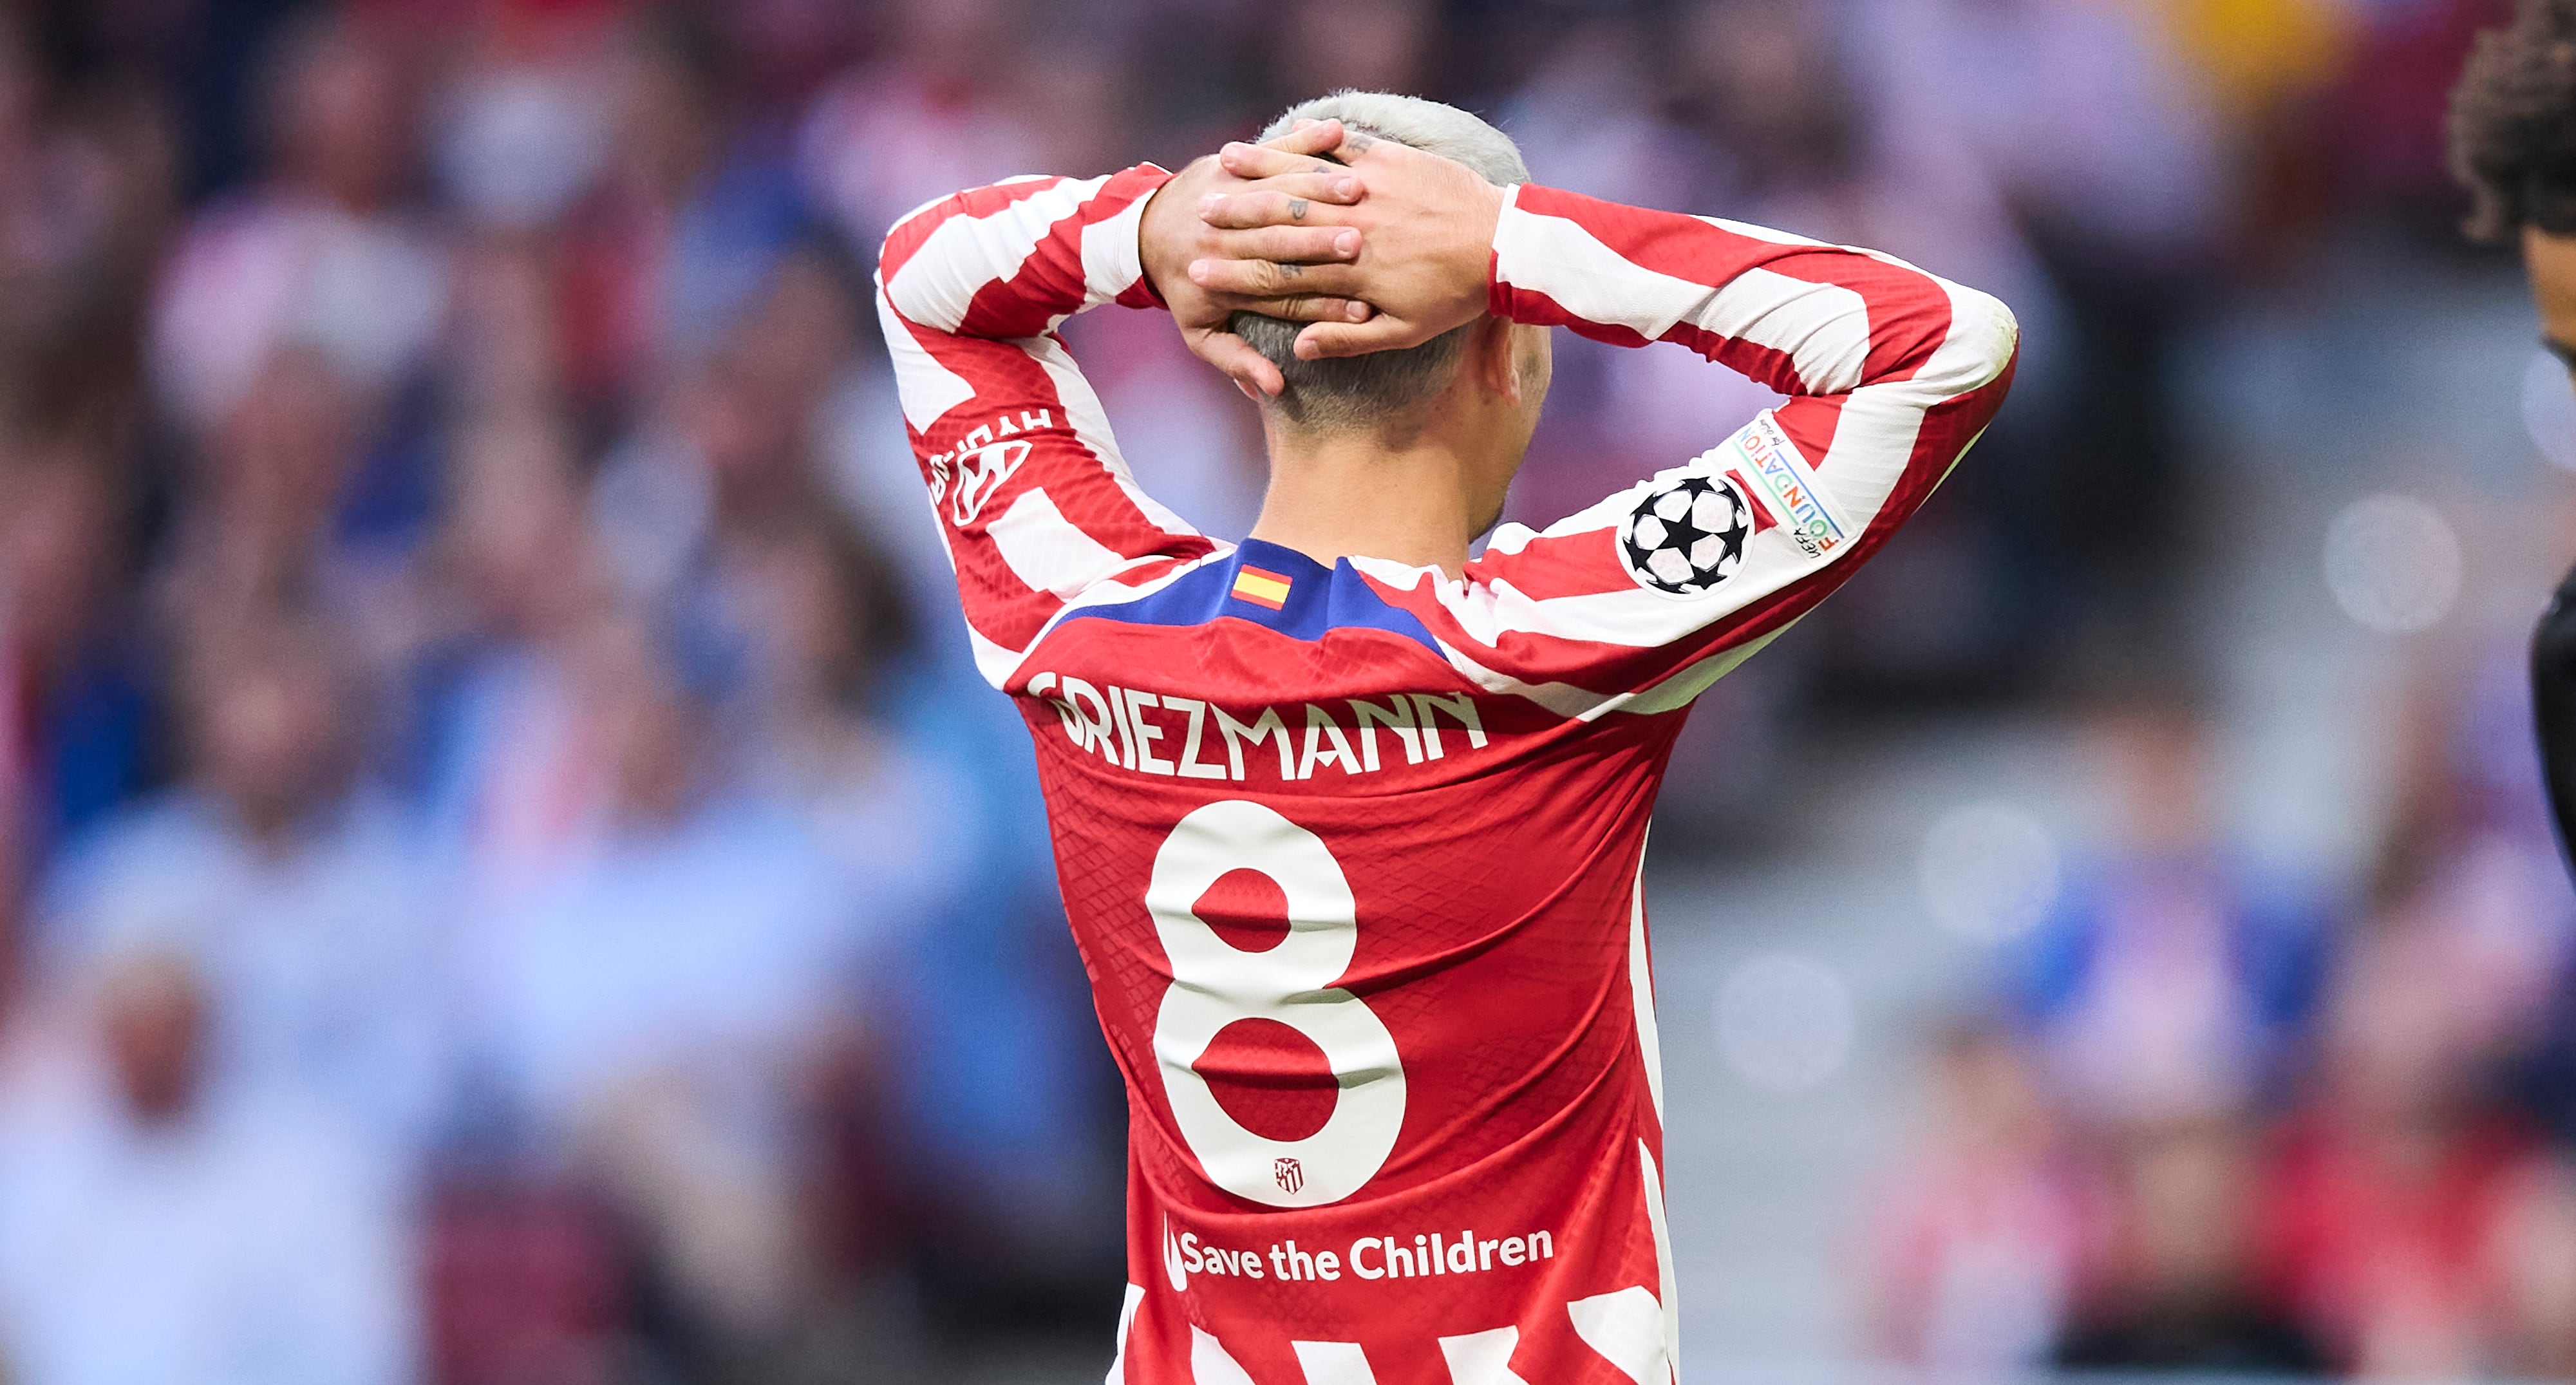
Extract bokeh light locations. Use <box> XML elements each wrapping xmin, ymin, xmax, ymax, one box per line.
<box><xmin>1918</xmin><ymin>802</ymin><xmax>2060</xmax><ymax>944</ymax></box>
<box><xmin>2523</xmin><ymin>350</ymin><xmax>2576</xmax><ymax>471</ymax></box>
<box><xmin>2322</xmin><ymin>493</ymin><xmax>2463</xmax><ymax>634</ymax></box>
<box><xmin>1715</xmin><ymin>952</ymin><xmax>1856</xmax><ymax>1094</ymax></box>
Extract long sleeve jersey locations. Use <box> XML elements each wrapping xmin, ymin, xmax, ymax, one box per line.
<box><xmin>878</xmin><ymin>165</ymin><xmax>2018</xmax><ymax>1385</ymax></box>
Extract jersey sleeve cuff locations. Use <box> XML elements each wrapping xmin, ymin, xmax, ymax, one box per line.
<box><xmin>1104</xmin><ymin>163</ymin><xmax>1176</xmax><ymax>310</ymax></box>
<box><xmin>1487</xmin><ymin>182</ymin><xmax>1528</xmax><ymax>321</ymax></box>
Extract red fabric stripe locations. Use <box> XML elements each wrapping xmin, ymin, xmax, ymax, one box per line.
<box><xmin>878</xmin><ymin>176</ymin><xmax>1069</xmax><ymax>282</ymax></box>
<box><xmin>1771</xmin><ymin>393</ymin><xmax>1847</xmax><ymax>480</ymax></box>
<box><xmin>1725</xmin><ymin>470</ymin><xmax>1778</xmax><ymax>531</ymax></box>
<box><xmin>1463</xmin><ymin>530</ymin><xmax>1630</xmax><ymax>603</ymax></box>
<box><xmin>958</xmin><ymin>165</ymin><xmax>1172</xmax><ymax>339</ymax></box>
<box><xmin>899</xmin><ymin>317</ymin><xmax>1215</xmax><ymax>654</ymax></box>
<box><xmin>1510</xmin><ymin>185</ymin><xmax>1954</xmax><ymax>391</ymax></box>
<box><xmin>1656</xmin><ymin>319</ymin><xmax>1812</xmax><ymax>403</ymax></box>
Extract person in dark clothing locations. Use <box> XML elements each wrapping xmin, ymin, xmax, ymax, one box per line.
<box><xmin>2539</xmin><ymin>571</ymin><xmax>2576</xmax><ymax>860</ymax></box>
<box><xmin>2456</xmin><ymin>0</ymin><xmax>2576</xmax><ymax>863</ymax></box>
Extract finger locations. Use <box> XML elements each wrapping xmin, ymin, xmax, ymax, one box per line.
<box><xmin>1259</xmin><ymin>117</ymin><xmax>1342</xmax><ymax>158</ymax></box>
<box><xmin>1188</xmin><ymin>256</ymin><xmax>1364</xmax><ymax>299</ymax></box>
<box><xmin>1187</xmin><ymin>328</ymin><xmax>1284</xmax><ymax>397</ymax></box>
<box><xmin>1198</xmin><ymin>225</ymin><xmax>1359</xmax><ymax>265</ymax></box>
<box><xmin>1198</xmin><ymin>189</ymin><xmax>1361</xmax><ymax>231</ymax></box>
<box><xmin>1218</xmin><ymin>140</ymin><xmax>1360</xmax><ymax>188</ymax></box>
<box><xmin>1293</xmin><ymin>317</ymin><xmax>1433</xmax><ymax>360</ymax></box>
<box><xmin>1228</xmin><ymin>295</ymin><xmax>1374</xmax><ymax>324</ymax></box>
<box><xmin>1228</xmin><ymin>169</ymin><xmax>1364</xmax><ymax>206</ymax></box>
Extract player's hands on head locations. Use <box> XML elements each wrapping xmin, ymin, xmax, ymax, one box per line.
<box><xmin>1140</xmin><ymin>119</ymin><xmax>1375</xmax><ymax>399</ymax></box>
<box><xmin>1194</xmin><ymin>126</ymin><xmax>1506</xmax><ymax>361</ymax></box>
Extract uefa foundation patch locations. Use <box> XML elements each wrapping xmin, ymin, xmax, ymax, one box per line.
<box><xmin>1731</xmin><ymin>413</ymin><xmax>1848</xmax><ymax>560</ymax></box>
<box><xmin>1231</xmin><ymin>565</ymin><xmax>1293</xmax><ymax>610</ymax></box>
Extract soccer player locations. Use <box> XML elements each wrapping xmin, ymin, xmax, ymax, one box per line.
<box><xmin>2454</xmin><ymin>0</ymin><xmax>2576</xmax><ymax>864</ymax></box>
<box><xmin>876</xmin><ymin>94</ymin><xmax>2017</xmax><ymax>1383</ymax></box>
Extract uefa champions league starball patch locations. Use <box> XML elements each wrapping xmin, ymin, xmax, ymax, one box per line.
<box><xmin>1618</xmin><ymin>474</ymin><xmax>1753</xmax><ymax>596</ymax></box>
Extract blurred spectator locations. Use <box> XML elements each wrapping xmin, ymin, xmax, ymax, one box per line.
<box><xmin>2054</xmin><ymin>1119</ymin><xmax>2326</xmax><ymax>1372</ymax></box>
<box><xmin>0</xmin><ymin>429</ymin><xmax>156</xmax><ymax>961</ymax></box>
<box><xmin>552</xmin><ymin>7</ymin><xmax>808</xmax><ymax>412</ymax></box>
<box><xmin>2490</xmin><ymin>1156</ymin><xmax>2576</xmax><ymax>1380</ymax></box>
<box><xmin>1864</xmin><ymin>1022</ymin><xmax>2095</xmax><ymax>1372</ymax></box>
<box><xmin>0</xmin><ymin>946</ymin><xmax>415</xmax><ymax>1385</ymax></box>
<box><xmin>431</xmin><ymin>14</ymin><xmax>616</xmax><ymax>238</ymax></box>
<box><xmin>2257</xmin><ymin>919</ymin><xmax>2554</xmax><ymax>1377</ymax></box>
<box><xmin>150</xmin><ymin>11</ymin><xmax>444</xmax><ymax>446</ymax></box>
<box><xmin>2016</xmin><ymin>695</ymin><xmax>2329</xmax><ymax>1125</ymax></box>
<box><xmin>410</xmin><ymin>406</ymin><xmax>619</xmax><ymax>1009</ymax></box>
<box><xmin>2380</xmin><ymin>645</ymin><xmax>2576</xmax><ymax>1075</ymax></box>
<box><xmin>799</xmin><ymin>0</ymin><xmax>1050</xmax><ymax>261</ymax></box>
<box><xmin>33</xmin><ymin>612</ymin><xmax>446</xmax><ymax>1161</ymax></box>
<box><xmin>1279</xmin><ymin>0</ymin><xmax>1434</xmax><ymax>102</ymax></box>
<box><xmin>1855</xmin><ymin>0</ymin><xmax>2226</xmax><ymax>657</ymax></box>
<box><xmin>463</xmin><ymin>614</ymin><xmax>907</xmax><ymax>1375</ymax></box>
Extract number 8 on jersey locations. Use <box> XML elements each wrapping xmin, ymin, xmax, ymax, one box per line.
<box><xmin>1147</xmin><ymin>801</ymin><xmax>1406</xmax><ymax>1207</ymax></box>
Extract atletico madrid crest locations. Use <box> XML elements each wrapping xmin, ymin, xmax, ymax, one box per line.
<box><xmin>1619</xmin><ymin>474</ymin><xmax>1753</xmax><ymax>596</ymax></box>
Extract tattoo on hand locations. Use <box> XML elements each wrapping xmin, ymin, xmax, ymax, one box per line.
<box><xmin>1341</xmin><ymin>132</ymin><xmax>1377</xmax><ymax>156</ymax></box>
<box><xmin>1278</xmin><ymin>261</ymin><xmax>1303</xmax><ymax>279</ymax></box>
<box><xmin>1288</xmin><ymin>198</ymin><xmax>1310</xmax><ymax>221</ymax></box>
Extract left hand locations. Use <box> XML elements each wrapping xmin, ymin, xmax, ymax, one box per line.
<box><xmin>1140</xmin><ymin>119</ymin><xmax>1377</xmax><ymax>398</ymax></box>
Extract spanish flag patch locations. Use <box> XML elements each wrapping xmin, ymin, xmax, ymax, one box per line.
<box><xmin>1231</xmin><ymin>565</ymin><xmax>1293</xmax><ymax>610</ymax></box>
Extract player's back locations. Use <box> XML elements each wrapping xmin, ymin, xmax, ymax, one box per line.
<box><xmin>1022</xmin><ymin>534</ymin><xmax>1684</xmax><ymax>1379</ymax></box>
<box><xmin>877</xmin><ymin>155</ymin><xmax>2015</xmax><ymax>1383</ymax></box>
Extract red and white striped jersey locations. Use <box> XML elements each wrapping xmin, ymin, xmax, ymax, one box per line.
<box><xmin>877</xmin><ymin>166</ymin><xmax>2017</xmax><ymax>1384</ymax></box>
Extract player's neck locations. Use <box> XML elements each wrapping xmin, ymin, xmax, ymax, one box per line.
<box><xmin>1249</xmin><ymin>426</ymin><xmax>1483</xmax><ymax>579</ymax></box>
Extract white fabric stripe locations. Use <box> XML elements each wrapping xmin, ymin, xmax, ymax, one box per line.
<box><xmin>1567</xmin><ymin>1286</ymin><xmax>1669</xmax><ymax>1385</ymax></box>
<box><xmin>1628</xmin><ymin>837</ymin><xmax>1664</xmax><ymax>1122</ymax></box>
<box><xmin>1469</xmin><ymin>549</ymin><xmax>1821</xmax><ymax>648</ymax></box>
<box><xmin>988</xmin><ymin>486</ymin><xmax>1127</xmax><ymax>599</ymax></box>
<box><xmin>883</xmin><ymin>175</ymin><xmax>1104</xmax><ymax>332</ymax></box>
<box><xmin>1190</xmin><ymin>1326</ymin><xmax>1259</xmax><ymax>1385</ymax></box>
<box><xmin>1615</xmin><ymin>623</ymin><xmax>1790</xmax><ymax>716</ymax></box>
<box><xmin>1696</xmin><ymin>213</ymin><xmax>1831</xmax><ymax>249</ymax></box>
<box><xmin>1079</xmin><ymin>189</ymin><xmax>1155</xmax><ymax>306</ymax></box>
<box><xmin>1360</xmin><ymin>550</ymin><xmax>1791</xmax><ymax>720</ymax></box>
<box><xmin>1058</xmin><ymin>547</ymin><xmax>1232</xmax><ymax>612</ymax></box>
<box><xmin>1805</xmin><ymin>276</ymin><xmax>2015</xmax><ymax>522</ymax></box>
<box><xmin>875</xmin><ymin>285</ymin><xmax>977</xmax><ymax>431</ymax></box>
<box><xmin>1494</xmin><ymin>205</ymin><xmax>1868</xmax><ymax>395</ymax></box>
<box><xmin>1018</xmin><ymin>334</ymin><xmax>1201</xmax><ymax>538</ymax></box>
<box><xmin>1683</xmin><ymin>267</ymin><xmax>1869</xmax><ymax>394</ymax></box>
<box><xmin>1102</xmin><ymin>1283</ymin><xmax>1143</xmax><ymax>1385</ymax></box>
<box><xmin>1437</xmin><ymin>1326</ymin><xmax>1530</xmax><ymax>1385</ymax></box>
<box><xmin>1435</xmin><ymin>642</ymin><xmax>1615</xmax><ymax>719</ymax></box>
<box><xmin>966</xmin><ymin>624</ymin><xmax>1024</xmax><ymax>689</ymax></box>
<box><xmin>1290</xmin><ymin>1341</ymin><xmax>1382</xmax><ymax>1384</ymax></box>
<box><xmin>1641</xmin><ymin>1143</ymin><xmax>1682</xmax><ymax>1383</ymax></box>
<box><xmin>1020</xmin><ymin>547</ymin><xmax>1233</xmax><ymax>654</ymax></box>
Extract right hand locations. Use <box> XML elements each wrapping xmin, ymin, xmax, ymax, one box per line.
<box><xmin>1140</xmin><ymin>119</ymin><xmax>1377</xmax><ymax>398</ymax></box>
<box><xmin>1192</xmin><ymin>126</ymin><xmax>1507</xmax><ymax>361</ymax></box>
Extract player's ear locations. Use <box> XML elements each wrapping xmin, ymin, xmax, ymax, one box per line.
<box><xmin>1471</xmin><ymin>315</ymin><xmax>1521</xmax><ymax>406</ymax></box>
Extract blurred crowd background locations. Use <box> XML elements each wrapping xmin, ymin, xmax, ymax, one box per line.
<box><xmin>0</xmin><ymin>0</ymin><xmax>2564</xmax><ymax>1381</ymax></box>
